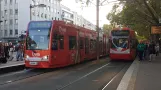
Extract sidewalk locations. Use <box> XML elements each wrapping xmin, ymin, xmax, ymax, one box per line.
<box><xmin>117</xmin><ymin>54</ymin><xmax>161</xmax><ymax>90</ymax></box>
<box><xmin>0</xmin><ymin>52</ymin><xmax>24</xmax><ymax>69</ymax></box>
<box><xmin>134</xmin><ymin>55</ymin><xmax>161</xmax><ymax>90</ymax></box>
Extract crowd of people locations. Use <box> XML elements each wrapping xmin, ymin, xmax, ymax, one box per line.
<box><xmin>3</xmin><ymin>42</ymin><xmax>24</xmax><ymax>62</ymax></box>
<box><xmin>137</xmin><ymin>41</ymin><xmax>160</xmax><ymax>61</ymax></box>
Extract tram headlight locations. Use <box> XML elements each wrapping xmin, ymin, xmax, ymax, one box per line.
<box><xmin>25</xmin><ymin>55</ymin><xmax>30</xmax><ymax>61</ymax></box>
<box><xmin>42</xmin><ymin>55</ymin><xmax>49</xmax><ymax>61</ymax></box>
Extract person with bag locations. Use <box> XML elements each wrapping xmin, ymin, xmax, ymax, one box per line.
<box><xmin>9</xmin><ymin>42</ymin><xmax>14</xmax><ymax>61</ymax></box>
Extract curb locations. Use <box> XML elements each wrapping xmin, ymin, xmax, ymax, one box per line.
<box><xmin>0</xmin><ymin>63</ymin><xmax>25</xmax><ymax>75</ymax></box>
<box><xmin>116</xmin><ymin>60</ymin><xmax>140</xmax><ymax>90</ymax></box>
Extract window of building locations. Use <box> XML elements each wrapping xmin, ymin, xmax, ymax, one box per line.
<box><xmin>15</xmin><ymin>9</ymin><xmax>18</xmax><ymax>15</ymax></box>
<box><xmin>69</xmin><ymin>36</ymin><xmax>76</xmax><ymax>50</ymax></box>
<box><xmin>10</xmin><ymin>0</ymin><xmax>13</xmax><ymax>4</ymax></box>
<box><xmin>10</xmin><ymin>9</ymin><xmax>13</xmax><ymax>15</ymax></box>
<box><xmin>37</xmin><ymin>12</ymin><xmax>39</xmax><ymax>17</ymax></box>
<box><xmin>10</xmin><ymin>29</ymin><xmax>13</xmax><ymax>35</ymax></box>
<box><xmin>41</xmin><ymin>13</ymin><xmax>43</xmax><ymax>18</ymax></box>
<box><xmin>4</xmin><ymin>30</ymin><xmax>7</xmax><ymax>36</ymax></box>
<box><xmin>4</xmin><ymin>10</ymin><xmax>7</xmax><ymax>15</ymax></box>
<box><xmin>15</xmin><ymin>19</ymin><xmax>18</xmax><ymax>24</ymax></box>
<box><xmin>5</xmin><ymin>0</ymin><xmax>7</xmax><ymax>5</ymax></box>
<box><xmin>59</xmin><ymin>36</ymin><xmax>64</xmax><ymax>49</ymax></box>
<box><xmin>32</xmin><ymin>11</ymin><xmax>35</xmax><ymax>16</ymax></box>
<box><xmin>15</xmin><ymin>0</ymin><xmax>18</xmax><ymax>4</ymax></box>
<box><xmin>45</xmin><ymin>14</ymin><xmax>47</xmax><ymax>18</ymax></box>
<box><xmin>48</xmin><ymin>6</ymin><xmax>50</xmax><ymax>11</ymax></box>
<box><xmin>10</xmin><ymin>19</ymin><xmax>13</xmax><ymax>25</ymax></box>
<box><xmin>15</xmin><ymin>29</ymin><xmax>18</xmax><ymax>35</ymax></box>
<box><xmin>5</xmin><ymin>20</ymin><xmax>7</xmax><ymax>24</ymax></box>
<box><xmin>1</xmin><ymin>22</ymin><xmax>3</xmax><ymax>25</ymax></box>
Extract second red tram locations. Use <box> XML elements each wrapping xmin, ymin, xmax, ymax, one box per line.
<box><xmin>109</xmin><ymin>27</ymin><xmax>137</xmax><ymax>61</ymax></box>
<box><xmin>25</xmin><ymin>21</ymin><xmax>109</xmax><ymax>68</ymax></box>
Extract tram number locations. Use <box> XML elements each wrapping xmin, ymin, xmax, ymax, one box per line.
<box><xmin>29</xmin><ymin>62</ymin><xmax>38</xmax><ymax>65</ymax></box>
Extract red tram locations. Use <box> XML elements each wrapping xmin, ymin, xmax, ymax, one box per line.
<box><xmin>25</xmin><ymin>21</ymin><xmax>109</xmax><ymax>68</ymax></box>
<box><xmin>109</xmin><ymin>27</ymin><xmax>137</xmax><ymax>61</ymax></box>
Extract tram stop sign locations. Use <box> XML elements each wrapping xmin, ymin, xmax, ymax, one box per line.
<box><xmin>151</xmin><ymin>25</ymin><xmax>161</xmax><ymax>34</ymax></box>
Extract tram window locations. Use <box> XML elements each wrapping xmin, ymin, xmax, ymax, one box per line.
<box><xmin>52</xmin><ymin>39</ymin><xmax>58</xmax><ymax>50</ymax></box>
<box><xmin>80</xmin><ymin>39</ymin><xmax>83</xmax><ymax>49</ymax></box>
<box><xmin>52</xmin><ymin>33</ymin><xmax>58</xmax><ymax>50</ymax></box>
<box><xmin>85</xmin><ymin>38</ymin><xmax>89</xmax><ymax>54</ymax></box>
<box><xmin>59</xmin><ymin>35</ymin><xmax>64</xmax><ymax>49</ymax></box>
<box><xmin>69</xmin><ymin>36</ymin><xmax>76</xmax><ymax>50</ymax></box>
<box><xmin>90</xmin><ymin>39</ymin><xmax>93</xmax><ymax>50</ymax></box>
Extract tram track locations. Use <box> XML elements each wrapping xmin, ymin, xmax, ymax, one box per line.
<box><xmin>0</xmin><ymin>58</ymin><xmax>132</xmax><ymax>90</ymax></box>
<box><xmin>56</xmin><ymin>61</ymin><xmax>132</xmax><ymax>90</ymax></box>
<box><xmin>0</xmin><ymin>57</ymin><xmax>109</xmax><ymax>86</ymax></box>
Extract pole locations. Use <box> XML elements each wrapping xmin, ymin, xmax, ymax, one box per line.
<box><xmin>96</xmin><ymin>0</ymin><xmax>99</xmax><ymax>60</ymax></box>
<box><xmin>30</xmin><ymin>4</ymin><xmax>32</xmax><ymax>20</ymax></box>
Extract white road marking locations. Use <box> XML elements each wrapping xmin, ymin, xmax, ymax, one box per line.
<box><xmin>101</xmin><ymin>73</ymin><xmax>119</xmax><ymax>90</ymax></box>
<box><xmin>57</xmin><ymin>63</ymin><xmax>110</xmax><ymax>90</ymax></box>
<box><xmin>116</xmin><ymin>60</ymin><xmax>140</xmax><ymax>90</ymax></box>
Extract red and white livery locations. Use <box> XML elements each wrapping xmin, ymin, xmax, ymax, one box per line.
<box><xmin>109</xmin><ymin>27</ymin><xmax>137</xmax><ymax>61</ymax></box>
<box><xmin>25</xmin><ymin>20</ymin><xmax>109</xmax><ymax>68</ymax></box>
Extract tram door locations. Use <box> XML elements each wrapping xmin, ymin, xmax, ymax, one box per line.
<box><xmin>85</xmin><ymin>38</ymin><xmax>89</xmax><ymax>59</ymax></box>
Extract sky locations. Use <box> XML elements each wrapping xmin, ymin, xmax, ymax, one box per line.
<box><xmin>61</xmin><ymin>0</ymin><xmax>118</xmax><ymax>27</ymax></box>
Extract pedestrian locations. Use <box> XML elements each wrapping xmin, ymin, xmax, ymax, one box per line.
<box><xmin>4</xmin><ymin>43</ymin><xmax>9</xmax><ymax>59</ymax></box>
<box><xmin>137</xmin><ymin>41</ymin><xmax>145</xmax><ymax>61</ymax></box>
<box><xmin>144</xmin><ymin>42</ymin><xmax>148</xmax><ymax>60</ymax></box>
<box><xmin>8</xmin><ymin>42</ymin><xmax>14</xmax><ymax>61</ymax></box>
<box><xmin>148</xmin><ymin>42</ymin><xmax>156</xmax><ymax>61</ymax></box>
<box><xmin>16</xmin><ymin>42</ymin><xmax>23</xmax><ymax>61</ymax></box>
<box><xmin>155</xmin><ymin>43</ymin><xmax>159</xmax><ymax>56</ymax></box>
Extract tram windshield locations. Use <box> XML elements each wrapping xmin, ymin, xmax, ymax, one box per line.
<box><xmin>111</xmin><ymin>38</ymin><xmax>128</xmax><ymax>48</ymax></box>
<box><xmin>26</xmin><ymin>21</ymin><xmax>52</xmax><ymax>50</ymax></box>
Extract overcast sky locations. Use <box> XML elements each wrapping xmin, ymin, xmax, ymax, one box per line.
<box><xmin>61</xmin><ymin>0</ymin><xmax>118</xmax><ymax>27</ymax></box>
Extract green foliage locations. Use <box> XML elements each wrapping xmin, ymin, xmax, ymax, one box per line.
<box><xmin>107</xmin><ymin>0</ymin><xmax>161</xmax><ymax>39</ymax></box>
<box><xmin>103</xmin><ymin>24</ymin><xmax>113</xmax><ymax>35</ymax></box>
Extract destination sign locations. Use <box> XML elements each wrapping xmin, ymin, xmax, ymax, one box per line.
<box><xmin>29</xmin><ymin>21</ymin><xmax>52</xmax><ymax>29</ymax></box>
<box><xmin>111</xmin><ymin>30</ymin><xmax>129</xmax><ymax>36</ymax></box>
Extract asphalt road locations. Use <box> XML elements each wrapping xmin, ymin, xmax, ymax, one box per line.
<box><xmin>0</xmin><ymin>58</ymin><xmax>132</xmax><ymax>90</ymax></box>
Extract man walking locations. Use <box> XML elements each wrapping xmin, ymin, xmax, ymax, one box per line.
<box><xmin>15</xmin><ymin>42</ymin><xmax>23</xmax><ymax>61</ymax></box>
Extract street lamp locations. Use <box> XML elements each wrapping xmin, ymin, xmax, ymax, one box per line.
<box><xmin>30</xmin><ymin>4</ymin><xmax>46</xmax><ymax>20</ymax></box>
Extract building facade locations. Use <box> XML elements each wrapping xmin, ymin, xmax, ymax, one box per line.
<box><xmin>0</xmin><ymin>0</ymin><xmax>62</xmax><ymax>42</ymax></box>
<box><xmin>0</xmin><ymin>0</ymin><xmax>96</xmax><ymax>42</ymax></box>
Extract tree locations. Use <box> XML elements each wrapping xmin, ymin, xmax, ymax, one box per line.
<box><xmin>107</xmin><ymin>0</ymin><xmax>161</xmax><ymax>39</ymax></box>
<box><xmin>103</xmin><ymin>24</ymin><xmax>113</xmax><ymax>35</ymax></box>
